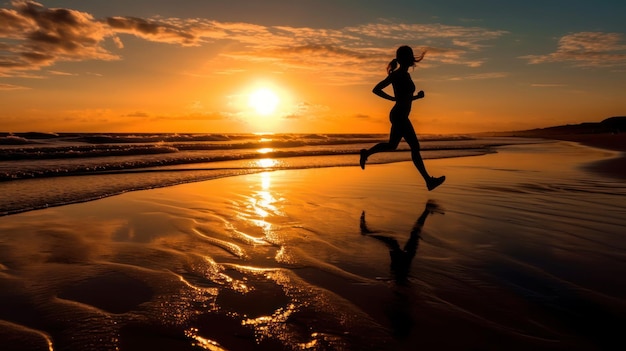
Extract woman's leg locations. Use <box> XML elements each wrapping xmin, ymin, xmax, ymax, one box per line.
<box><xmin>360</xmin><ymin>123</ymin><xmax>403</xmax><ymax>169</ymax></box>
<box><xmin>399</xmin><ymin>119</ymin><xmax>430</xmax><ymax>181</ymax></box>
<box><xmin>402</xmin><ymin>120</ymin><xmax>445</xmax><ymax>190</ymax></box>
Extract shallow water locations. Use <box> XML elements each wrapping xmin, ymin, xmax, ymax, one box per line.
<box><xmin>0</xmin><ymin>134</ymin><xmax>541</xmax><ymax>216</ymax></box>
<box><xmin>0</xmin><ymin>142</ymin><xmax>624</xmax><ymax>350</ymax></box>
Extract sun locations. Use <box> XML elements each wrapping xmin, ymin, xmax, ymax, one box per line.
<box><xmin>248</xmin><ymin>88</ymin><xmax>280</xmax><ymax>116</ymax></box>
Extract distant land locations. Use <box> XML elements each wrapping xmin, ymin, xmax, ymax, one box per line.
<box><xmin>475</xmin><ymin>116</ymin><xmax>626</xmax><ymax>152</ymax></box>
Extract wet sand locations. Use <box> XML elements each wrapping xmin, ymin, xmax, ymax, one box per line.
<box><xmin>492</xmin><ymin>131</ymin><xmax>626</xmax><ymax>179</ymax></box>
<box><xmin>547</xmin><ymin>134</ymin><xmax>625</xmax><ymax>180</ymax></box>
<box><xmin>0</xmin><ymin>141</ymin><xmax>625</xmax><ymax>351</ymax></box>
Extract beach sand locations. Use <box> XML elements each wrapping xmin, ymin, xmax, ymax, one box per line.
<box><xmin>0</xmin><ymin>141</ymin><xmax>625</xmax><ymax>351</ymax></box>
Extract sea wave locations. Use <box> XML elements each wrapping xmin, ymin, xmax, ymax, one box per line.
<box><xmin>0</xmin><ymin>133</ymin><xmax>511</xmax><ymax>181</ymax></box>
<box><xmin>0</xmin><ymin>147</ymin><xmax>493</xmax><ymax>181</ymax></box>
<box><xmin>0</xmin><ymin>135</ymin><xmax>34</xmax><ymax>145</ymax></box>
<box><xmin>0</xmin><ymin>133</ymin><xmax>547</xmax><ymax>215</ymax></box>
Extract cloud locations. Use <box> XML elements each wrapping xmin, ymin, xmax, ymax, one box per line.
<box><xmin>0</xmin><ymin>1</ymin><xmax>507</xmax><ymax>79</ymax></box>
<box><xmin>221</xmin><ymin>22</ymin><xmax>506</xmax><ymax>73</ymax></box>
<box><xmin>106</xmin><ymin>16</ymin><xmax>199</xmax><ymax>46</ymax></box>
<box><xmin>123</xmin><ymin>111</ymin><xmax>150</xmax><ymax>118</ymax></box>
<box><xmin>152</xmin><ymin>112</ymin><xmax>228</xmax><ymax>121</ymax></box>
<box><xmin>345</xmin><ymin>22</ymin><xmax>506</xmax><ymax>48</ymax></box>
<box><xmin>283</xmin><ymin>101</ymin><xmax>330</xmax><ymax>119</ymax></box>
<box><xmin>123</xmin><ymin>110</ymin><xmax>229</xmax><ymax>121</ymax></box>
<box><xmin>48</xmin><ymin>70</ymin><xmax>76</xmax><ymax>76</ymax></box>
<box><xmin>215</xmin><ymin>22</ymin><xmax>506</xmax><ymax>84</ymax></box>
<box><xmin>0</xmin><ymin>83</ymin><xmax>29</xmax><ymax>90</ymax></box>
<box><xmin>530</xmin><ymin>83</ymin><xmax>567</xmax><ymax>87</ymax></box>
<box><xmin>0</xmin><ymin>0</ymin><xmax>118</xmax><ymax>75</ymax></box>
<box><xmin>447</xmin><ymin>72</ymin><xmax>508</xmax><ymax>81</ymax></box>
<box><xmin>521</xmin><ymin>32</ymin><xmax>626</xmax><ymax>67</ymax></box>
<box><xmin>0</xmin><ymin>1</ymin><xmax>212</xmax><ymax>76</ymax></box>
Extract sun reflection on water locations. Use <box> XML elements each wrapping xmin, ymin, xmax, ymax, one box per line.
<box><xmin>260</xmin><ymin>171</ymin><xmax>270</xmax><ymax>190</ymax></box>
<box><xmin>257</xmin><ymin>158</ymin><xmax>276</xmax><ymax>168</ymax></box>
<box><xmin>257</xmin><ymin>147</ymin><xmax>274</xmax><ymax>154</ymax></box>
<box><xmin>185</xmin><ymin>328</ymin><xmax>229</xmax><ymax>351</ymax></box>
<box><xmin>245</xmin><ymin>171</ymin><xmax>285</xmax><ymax>244</ymax></box>
<box><xmin>241</xmin><ymin>303</ymin><xmax>298</xmax><ymax>344</ymax></box>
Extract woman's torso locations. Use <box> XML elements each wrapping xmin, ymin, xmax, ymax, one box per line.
<box><xmin>390</xmin><ymin>70</ymin><xmax>415</xmax><ymax>120</ymax></box>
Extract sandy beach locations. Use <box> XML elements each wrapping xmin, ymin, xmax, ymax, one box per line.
<box><xmin>1</xmin><ymin>140</ymin><xmax>625</xmax><ymax>351</ymax></box>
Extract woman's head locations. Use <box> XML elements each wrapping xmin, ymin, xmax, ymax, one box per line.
<box><xmin>387</xmin><ymin>46</ymin><xmax>426</xmax><ymax>74</ymax></box>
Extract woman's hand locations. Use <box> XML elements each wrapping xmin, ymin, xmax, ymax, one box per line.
<box><xmin>413</xmin><ymin>90</ymin><xmax>425</xmax><ymax>100</ymax></box>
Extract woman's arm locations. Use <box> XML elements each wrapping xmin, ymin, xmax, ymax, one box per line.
<box><xmin>372</xmin><ymin>76</ymin><xmax>396</xmax><ymax>101</ymax></box>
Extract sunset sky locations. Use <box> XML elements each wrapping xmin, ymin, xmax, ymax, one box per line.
<box><xmin>1</xmin><ymin>0</ymin><xmax>625</xmax><ymax>134</ymax></box>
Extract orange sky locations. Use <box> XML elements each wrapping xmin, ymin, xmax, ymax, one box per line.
<box><xmin>1</xmin><ymin>1</ymin><xmax>625</xmax><ymax>134</ymax></box>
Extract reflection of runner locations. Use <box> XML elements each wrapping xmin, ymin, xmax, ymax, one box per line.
<box><xmin>360</xmin><ymin>46</ymin><xmax>445</xmax><ymax>191</ymax></box>
<box><xmin>360</xmin><ymin>200</ymin><xmax>444</xmax><ymax>284</ymax></box>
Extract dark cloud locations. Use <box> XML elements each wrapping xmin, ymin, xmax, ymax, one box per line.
<box><xmin>106</xmin><ymin>16</ymin><xmax>198</xmax><ymax>46</ymax></box>
<box><xmin>0</xmin><ymin>0</ymin><xmax>118</xmax><ymax>75</ymax></box>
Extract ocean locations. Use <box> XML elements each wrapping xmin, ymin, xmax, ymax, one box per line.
<box><xmin>0</xmin><ymin>132</ymin><xmax>542</xmax><ymax>216</ymax></box>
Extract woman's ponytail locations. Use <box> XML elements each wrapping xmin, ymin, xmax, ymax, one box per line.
<box><xmin>387</xmin><ymin>58</ymin><xmax>398</xmax><ymax>74</ymax></box>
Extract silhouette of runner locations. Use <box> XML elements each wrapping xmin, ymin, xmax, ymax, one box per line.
<box><xmin>360</xmin><ymin>200</ymin><xmax>444</xmax><ymax>285</ymax></box>
<box><xmin>360</xmin><ymin>46</ymin><xmax>445</xmax><ymax>191</ymax></box>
